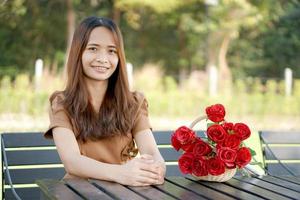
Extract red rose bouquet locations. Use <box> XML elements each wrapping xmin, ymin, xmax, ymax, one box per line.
<box><xmin>171</xmin><ymin>104</ymin><xmax>255</xmax><ymax>182</ymax></box>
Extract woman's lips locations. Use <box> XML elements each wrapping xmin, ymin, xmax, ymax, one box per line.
<box><xmin>92</xmin><ymin>66</ymin><xmax>109</xmax><ymax>72</ymax></box>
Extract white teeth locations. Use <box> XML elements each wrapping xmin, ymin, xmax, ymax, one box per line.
<box><xmin>94</xmin><ymin>66</ymin><xmax>108</xmax><ymax>70</ymax></box>
<box><xmin>92</xmin><ymin>66</ymin><xmax>109</xmax><ymax>72</ymax></box>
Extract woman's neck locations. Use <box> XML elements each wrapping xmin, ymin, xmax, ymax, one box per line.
<box><xmin>84</xmin><ymin>78</ymin><xmax>108</xmax><ymax>111</ymax></box>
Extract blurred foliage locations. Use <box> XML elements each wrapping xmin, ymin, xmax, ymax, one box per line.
<box><xmin>120</xmin><ymin>0</ymin><xmax>207</xmax><ymax>75</ymax></box>
<box><xmin>0</xmin><ymin>0</ymin><xmax>300</xmax><ymax>79</ymax></box>
<box><xmin>229</xmin><ymin>0</ymin><xmax>300</xmax><ymax>78</ymax></box>
<box><xmin>133</xmin><ymin>66</ymin><xmax>300</xmax><ymax>118</ymax></box>
<box><xmin>0</xmin><ymin>0</ymin><xmax>67</xmax><ymax>77</ymax></box>
<box><xmin>0</xmin><ymin>73</ymin><xmax>62</xmax><ymax>115</ymax></box>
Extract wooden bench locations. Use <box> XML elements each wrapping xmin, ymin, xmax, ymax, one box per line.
<box><xmin>259</xmin><ymin>130</ymin><xmax>300</xmax><ymax>176</ymax></box>
<box><xmin>1</xmin><ymin>132</ymin><xmax>65</xmax><ymax>200</ymax></box>
<box><xmin>1</xmin><ymin>130</ymin><xmax>205</xmax><ymax>200</ymax></box>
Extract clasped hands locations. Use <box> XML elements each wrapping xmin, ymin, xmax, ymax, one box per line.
<box><xmin>118</xmin><ymin>154</ymin><xmax>166</xmax><ymax>186</ymax></box>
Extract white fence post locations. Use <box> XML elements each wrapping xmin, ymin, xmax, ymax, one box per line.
<box><xmin>284</xmin><ymin>68</ymin><xmax>293</xmax><ymax>96</ymax></box>
<box><xmin>35</xmin><ymin>58</ymin><xmax>43</xmax><ymax>91</ymax></box>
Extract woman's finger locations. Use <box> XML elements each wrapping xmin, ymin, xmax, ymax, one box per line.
<box><xmin>132</xmin><ymin>182</ymin><xmax>151</xmax><ymax>187</ymax></box>
<box><xmin>136</xmin><ymin>174</ymin><xmax>159</xmax><ymax>185</ymax></box>
<box><xmin>139</xmin><ymin>170</ymin><xmax>159</xmax><ymax>180</ymax></box>
<box><xmin>139</xmin><ymin>162</ymin><xmax>160</xmax><ymax>174</ymax></box>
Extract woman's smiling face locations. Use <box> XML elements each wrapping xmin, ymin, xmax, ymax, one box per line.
<box><xmin>81</xmin><ymin>26</ymin><xmax>119</xmax><ymax>83</ymax></box>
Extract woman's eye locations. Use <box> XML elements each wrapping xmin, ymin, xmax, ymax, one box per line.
<box><xmin>109</xmin><ymin>49</ymin><xmax>117</xmax><ymax>54</ymax></box>
<box><xmin>88</xmin><ymin>47</ymin><xmax>97</xmax><ymax>51</ymax></box>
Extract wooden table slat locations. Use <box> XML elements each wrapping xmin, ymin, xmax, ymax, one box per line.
<box><xmin>90</xmin><ymin>179</ymin><xmax>145</xmax><ymax>200</ymax></box>
<box><xmin>235</xmin><ymin>176</ymin><xmax>300</xmax><ymax>199</ymax></box>
<box><xmin>36</xmin><ymin>179</ymin><xmax>83</xmax><ymax>200</ymax></box>
<box><xmin>257</xmin><ymin>176</ymin><xmax>300</xmax><ymax>192</ymax></box>
<box><xmin>167</xmin><ymin>177</ymin><xmax>236</xmax><ymax>200</ymax></box>
<box><xmin>155</xmin><ymin>179</ymin><xmax>207</xmax><ymax>200</ymax></box>
<box><xmin>258</xmin><ymin>176</ymin><xmax>300</xmax><ymax>193</ymax></box>
<box><xmin>272</xmin><ymin>175</ymin><xmax>300</xmax><ymax>185</ymax></box>
<box><xmin>258</xmin><ymin>176</ymin><xmax>300</xmax><ymax>192</ymax></box>
<box><xmin>187</xmin><ymin>177</ymin><xmax>264</xmax><ymax>200</ymax></box>
<box><xmin>128</xmin><ymin>184</ymin><xmax>176</xmax><ymax>200</ymax></box>
<box><xmin>65</xmin><ymin>178</ymin><xmax>114</xmax><ymax>200</ymax></box>
<box><xmin>37</xmin><ymin>176</ymin><xmax>300</xmax><ymax>200</ymax></box>
<box><xmin>226</xmin><ymin>178</ymin><xmax>291</xmax><ymax>200</ymax></box>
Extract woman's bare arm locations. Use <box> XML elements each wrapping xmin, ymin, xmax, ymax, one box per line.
<box><xmin>53</xmin><ymin>127</ymin><xmax>160</xmax><ymax>186</ymax></box>
<box><xmin>134</xmin><ymin>129</ymin><xmax>166</xmax><ymax>184</ymax></box>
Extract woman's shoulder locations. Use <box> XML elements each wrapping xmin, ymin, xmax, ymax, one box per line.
<box><xmin>132</xmin><ymin>91</ymin><xmax>146</xmax><ymax>104</ymax></box>
<box><xmin>130</xmin><ymin>91</ymin><xmax>151</xmax><ymax>133</ymax></box>
<box><xmin>131</xmin><ymin>91</ymin><xmax>149</xmax><ymax>111</ymax></box>
<box><xmin>49</xmin><ymin>91</ymin><xmax>66</xmax><ymax>112</ymax></box>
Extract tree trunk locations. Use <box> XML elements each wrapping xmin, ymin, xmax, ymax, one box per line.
<box><xmin>112</xmin><ymin>6</ymin><xmax>121</xmax><ymax>25</ymax></box>
<box><xmin>218</xmin><ymin>33</ymin><xmax>232</xmax><ymax>95</ymax></box>
<box><xmin>178</xmin><ymin>20</ymin><xmax>188</xmax><ymax>87</ymax></box>
<box><xmin>205</xmin><ymin>33</ymin><xmax>218</xmax><ymax>73</ymax></box>
<box><xmin>205</xmin><ymin>32</ymin><xmax>220</xmax><ymax>96</ymax></box>
<box><xmin>63</xmin><ymin>0</ymin><xmax>75</xmax><ymax>77</ymax></box>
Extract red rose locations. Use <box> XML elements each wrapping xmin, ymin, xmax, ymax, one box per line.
<box><xmin>173</xmin><ymin>126</ymin><xmax>196</xmax><ymax>145</ymax></box>
<box><xmin>205</xmin><ymin>104</ymin><xmax>226</xmax><ymax>122</ymax></box>
<box><xmin>193</xmin><ymin>138</ymin><xmax>212</xmax><ymax>158</ymax></box>
<box><xmin>192</xmin><ymin>158</ymin><xmax>208</xmax><ymax>176</ymax></box>
<box><xmin>181</xmin><ymin>141</ymin><xmax>197</xmax><ymax>152</ymax></box>
<box><xmin>178</xmin><ymin>152</ymin><xmax>194</xmax><ymax>174</ymax></box>
<box><xmin>222</xmin><ymin>122</ymin><xmax>234</xmax><ymax>132</ymax></box>
<box><xmin>236</xmin><ymin>147</ymin><xmax>251</xmax><ymax>168</ymax></box>
<box><xmin>207</xmin><ymin>157</ymin><xmax>226</xmax><ymax>176</ymax></box>
<box><xmin>207</xmin><ymin>124</ymin><xmax>227</xmax><ymax>143</ymax></box>
<box><xmin>172</xmin><ymin>103</ymin><xmax>255</xmax><ymax>178</ymax></box>
<box><xmin>217</xmin><ymin>147</ymin><xmax>237</xmax><ymax>165</ymax></box>
<box><xmin>233</xmin><ymin>123</ymin><xmax>251</xmax><ymax>141</ymax></box>
<box><xmin>180</xmin><ymin>136</ymin><xmax>203</xmax><ymax>153</ymax></box>
<box><xmin>221</xmin><ymin>134</ymin><xmax>241</xmax><ymax>150</ymax></box>
<box><xmin>171</xmin><ymin>134</ymin><xmax>181</xmax><ymax>151</ymax></box>
<box><xmin>225</xmin><ymin>162</ymin><xmax>236</xmax><ymax>169</ymax></box>
<box><xmin>180</xmin><ymin>137</ymin><xmax>200</xmax><ymax>153</ymax></box>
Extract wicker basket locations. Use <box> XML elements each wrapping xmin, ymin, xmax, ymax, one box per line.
<box><xmin>193</xmin><ymin>168</ymin><xmax>236</xmax><ymax>182</ymax></box>
<box><xmin>188</xmin><ymin>115</ymin><xmax>237</xmax><ymax>182</ymax></box>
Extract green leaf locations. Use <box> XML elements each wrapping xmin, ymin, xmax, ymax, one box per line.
<box><xmin>249</xmin><ymin>148</ymin><xmax>256</xmax><ymax>156</ymax></box>
<box><xmin>207</xmin><ymin>122</ymin><xmax>216</xmax><ymax>128</ymax></box>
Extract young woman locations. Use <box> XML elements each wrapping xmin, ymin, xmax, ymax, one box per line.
<box><xmin>45</xmin><ymin>16</ymin><xmax>166</xmax><ymax>186</ymax></box>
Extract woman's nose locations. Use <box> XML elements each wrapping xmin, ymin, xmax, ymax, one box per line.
<box><xmin>96</xmin><ymin>51</ymin><xmax>108</xmax><ymax>63</ymax></box>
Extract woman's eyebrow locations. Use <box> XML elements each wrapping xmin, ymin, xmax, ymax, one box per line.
<box><xmin>86</xmin><ymin>43</ymin><xmax>100</xmax><ymax>47</ymax></box>
<box><xmin>107</xmin><ymin>45</ymin><xmax>117</xmax><ymax>49</ymax></box>
<box><xmin>86</xmin><ymin>43</ymin><xmax>116</xmax><ymax>48</ymax></box>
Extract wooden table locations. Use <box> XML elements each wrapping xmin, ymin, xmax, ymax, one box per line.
<box><xmin>36</xmin><ymin>175</ymin><xmax>300</xmax><ymax>200</ymax></box>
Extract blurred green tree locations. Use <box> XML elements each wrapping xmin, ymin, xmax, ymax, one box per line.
<box><xmin>229</xmin><ymin>0</ymin><xmax>300</xmax><ymax>78</ymax></box>
<box><xmin>0</xmin><ymin>0</ymin><xmax>299</xmax><ymax>80</ymax></box>
<box><xmin>0</xmin><ymin>0</ymin><xmax>67</xmax><ymax>77</ymax></box>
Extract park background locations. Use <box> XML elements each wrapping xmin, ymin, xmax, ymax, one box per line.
<box><xmin>1</xmin><ymin>0</ymin><xmax>300</xmax><ymax>133</ymax></box>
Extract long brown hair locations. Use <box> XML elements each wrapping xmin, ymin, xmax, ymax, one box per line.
<box><xmin>52</xmin><ymin>16</ymin><xmax>138</xmax><ymax>141</ymax></box>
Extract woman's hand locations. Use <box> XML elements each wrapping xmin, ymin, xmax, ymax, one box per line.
<box><xmin>116</xmin><ymin>154</ymin><xmax>162</xmax><ymax>186</ymax></box>
<box><xmin>155</xmin><ymin>162</ymin><xmax>166</xmax><ymax>184</ymax></box>
<box><xmin>140</xmin><ymin>154</ymin><xmax>166</xmax><ymax>185</ymax></box>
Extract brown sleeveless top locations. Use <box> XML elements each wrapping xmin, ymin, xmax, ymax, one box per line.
<box><xmin>44</xmin><ymin>92</ymin><xmax>152</xmax><ymax>178</ymax></box>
